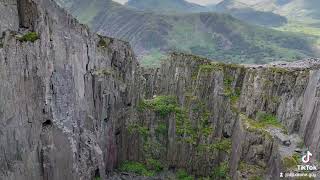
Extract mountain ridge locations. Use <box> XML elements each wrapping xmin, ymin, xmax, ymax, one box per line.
<box><xmin>126</xmin><ymin>0</ymin><xmax>208</xmax><ymax>13</ymax></box>
<box><xmin>58</xmin><ymin>0</ymin><xmax>318</xmax><ymax>66</ymax></box>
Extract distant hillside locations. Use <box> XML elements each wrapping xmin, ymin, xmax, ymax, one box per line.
<box><xmin>126</xmin><ymin>0</ymin><xmax>208</xmax><ymax>13</ymax></box>
<box><xmin>56</xmin><ymin>0</ymin><xmax>317</xmax><ymax>66</ymax></box>
<box><xmin>223</xmin><ymin>0</ymin><xmax>320</xmax><ymax>21</ymax></box>
<box><xmin>126</xmin><ymin>0</ymin><xmax>288</xmax><ymax>27</ymax></box>
<box><xmin>210</xmin><ymin>0</ymin><xmax>288</xmax><ymax>27</ymax></box>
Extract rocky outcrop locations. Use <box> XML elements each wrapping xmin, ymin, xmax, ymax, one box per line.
<box><xmin>1</xmin><ymin>0</ymin><xmax>320</xmax><ymax>180</ymax></box>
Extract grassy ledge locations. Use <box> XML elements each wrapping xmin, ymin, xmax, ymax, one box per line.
<box><xmin>18</xmin><ymin>32</ymin><xmax>39</xmax><ymax>42</ymax></box>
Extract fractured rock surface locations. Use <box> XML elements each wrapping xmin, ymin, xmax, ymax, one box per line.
<box><xmin>0</xmin><ymin>0</ymin><xmax>320</xmax><ymax>180</ymax></box>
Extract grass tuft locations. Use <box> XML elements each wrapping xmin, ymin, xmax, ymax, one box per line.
<box><xmin>119</xmin><ymin>161</ymin><xmax>155</xmax><ymax>176</ymax></box>
<box><xmin>18</xmin><ymin>32</ymin><xmax>39</xmax><ymax>42</ymax></box>
<box><xmin>176</xmin><ymin>169</ymin><xmax>194</xmax><ymax>180</ymax></box>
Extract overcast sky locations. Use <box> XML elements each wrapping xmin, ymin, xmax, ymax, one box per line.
<box><xmin>113</xmin><ymin>0</ymin><xmax>222</xmax><ymax>5</ymax></box>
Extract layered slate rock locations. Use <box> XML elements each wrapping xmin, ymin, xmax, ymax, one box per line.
<box><xmin>0</xmin><ymin>0</ymin><xmax>140</xmax><ymax>179</ymax></box>
<box><xmin>1</xmin><ymin>0</ymin><xmax>320</xmax><ymax>180</ymax></box>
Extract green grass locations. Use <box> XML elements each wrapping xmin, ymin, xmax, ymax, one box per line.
<box><xmin>119</xmin><ymin>161</ymin><xmax>155</xmax><ymax>176</ymax></box>
<box><xmin>155</xmin><ymin>122</ymin><xmax>167</xmax><ymax>136</ymax></box>
<box><xmin>282</xmin><ymin>156</ymin><xmax>298</xmax><ymax>170</ymax></box>
<box><xmin>255</xmin><ymin>111</ymin><xmax>283</xmax><ymax>128</ymax></box>
<box><xmin>138</xmin><ymin>96</ymin><xmax>179</xmax><ymax>117</ymax></box>
<box><xmin>210</xmin><ymin>139</ymin><xmax>232</xmax><ymax>154</ymax></box>
<box><xmin>176</xmin><ymin>169</ymin><xmax>194</xmax><ymax>180</ymax></box>
<box><xmin>240</xmin><ymin>113</ymin><xmax>278</xmax><ymax>139</ymax></box>
<box><xmin>212</xmin><ymin>162</ymin><xmax>230</xmax><ymax>180</ymax></box>
<box><xmin>276</xmin><ymin>20</ymin><xmax>320</xmax><ymax>53</ymax></box>
<box><xmin>128</xmin><ymin>124</ymin><xmax>149</xmax><ymax>139</ymax></box>
<box><xmin>146</xmin><ymin>159</ymin><xmax>164</xmax><ymax>173</ymax></box>
<box><xmin>18</xmin><ymin>32</ymin><xmax>39</xmax><ymax>42</ymax></box>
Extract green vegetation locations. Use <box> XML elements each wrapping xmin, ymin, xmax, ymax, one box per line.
<box><xmin>241</xmin><ymin>111</ymin><xmax>285</xmax><ymax>135</ymax></box>
<box><xmin>128</xmin><ymin>124</ymin><xmax>149</xmax><ymax>139</ymax></box>
<box><xmin>249</xmin><ymin>176</ymin><xmax>263</xmax><ymax>180</ymax></box>
<box><xmin>282</xmin><ymin>156</ymin><xmax>298</xmax><ymax>170</ymax></box>
<box><xmin>141</xmin><ymin>49</ymin><xmax>167</xmax><ymax>68</ymax></box>
<box><xmin>146</xmin><ymin>158</ymin><xmax>164</xmax><ymax>173</ymax></box>
<box><xmin>93</xmin><ymin>68</ymin><xmax>112</xmax><ymax>77</ymax></box>
<box><xmin>58</xmin><ymin>0</ymin><xmax>318</xmax><ymax>67</ymax></box>
<box><xmin>138</xmin><ymin>96</ymin><xmax>179</xmax><ymax>117</ymax></box>
<box><xmin>297</xmin><ymin>140</ymin><xmax>305</xmax><ymax>149</ymax></box>
<box><xmin>18</xmin><ymin>32</ymin><xmax>39</xmax><ymax>42</ymax></box>
<box><xmin>292</xmin><ymin>153</ymin><xmax>302</xmax><ymax>164</ymax></box>
<box><xmin>212</xmin><ymin>162</ymin><xmax>231</xmax><ymax>180</ymax></box>
<box><xmin>296</xmin><ymin>177</ymin><xmax>315</xmax><ymax>180</ymax></box>
<box><xmin>97</xmin><ymin>38</ymin><xmax>109</xmax><ymax>48</ymax></box>
<box><xmin>238</xmin><ymin>161</ymin><xmax>266</xmax><ymax>179</ymax></box>
<box><xmin>0</xmin><ymin>38</ymin><xmax>3</xmax><ymax>48</ymax></box>
<box><xmin>210</xmin><ymin>139</ymin><xmax>232</xmax><ymax>154</ymax></box>
<box><xmin>155</xmin><ymin>122</ymin><xmax>167</xmax><ymax>136</ymax></box>
<box><xmin>176</xmin><ymin>169</ymin><xmax>194</xmax><ymax>180</ymax></box>
<box><xmin>230</xmin><ymin>88</ymin><xmax>241</xmax><ymax>107</ymax></box>
<box><xmin>241</xmin><ymin>113</ymin><xmax>272</xmax><ymax>138</ymax></box>
<box><xmin>255</xmin><ymin>112</ymin><xmax>283</xmax><ymax>129</ymax></box>
<box><xmin>119</xmin><ymin>161</ymin><xmax>155</xmax><ymax>176</ymax></box>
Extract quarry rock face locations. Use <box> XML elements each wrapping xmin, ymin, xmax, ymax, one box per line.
<box><xmin>0</xmin><ymin>0</ymin><xmax>140</xmax><ymax>179</ymax></box>
<box><xmin>0</xmin><ymin>0</ymin><xmax>320</xmax><ymax>180</ymax></box>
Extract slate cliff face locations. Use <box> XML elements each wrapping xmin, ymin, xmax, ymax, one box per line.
<box><xmin>137</xmin><ymin>53</ymin><xmax>320</xmax><ymax>179</ymax></box>
<box><xmin>0</xmin><ymin>0</ymin><xmax>140</xmax><ymax>179</ymax></box>
<box><xmin>0</xmin><ymin>0</ymin><xmax>320</xmax><ymax>180</ymax></box>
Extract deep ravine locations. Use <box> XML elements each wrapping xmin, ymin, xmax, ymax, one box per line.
<box><xmin>0</xmin><ymin>0</ymin><xmax>320</xmax><ymax>180</ymax></box>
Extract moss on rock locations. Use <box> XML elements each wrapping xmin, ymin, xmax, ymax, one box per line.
<box><xmin>282</xmin><ymin>156</ymin><xmax>298</xmax><ymax>170</ymax></box>
<box><xmin>18</xmin><ymin>32</ymin><xmax>39</xmax><ymax>42</ymax></box>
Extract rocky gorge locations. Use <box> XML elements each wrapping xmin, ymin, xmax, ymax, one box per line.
<box><xmin>0</xmin><ymin>0</ymin><xmax>320</xmax><ymax>180</ymax></box>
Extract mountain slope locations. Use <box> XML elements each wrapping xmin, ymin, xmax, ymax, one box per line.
<box><xmin>58</xmin><ymin>0</ymin><xmax>317</xmax><ymax>65</ymax></box>
<box><xmin>222</xmin><ymin>0</ymin><xmax>320</xmax><ymax>21</ymax></box>
<box><xmin>126</xmin><ymin>0</ymin><xmax>208</xmax><ymax>13</ymax></box>
<box><xmin>126</xmin><ymin>0</ymin><xmax>288</xmax><ymax>27</ymax></box>
<box><xmin>210</xmin><ymin>0</ymin><xmax>288</xmax><ymax>27</ymax></box>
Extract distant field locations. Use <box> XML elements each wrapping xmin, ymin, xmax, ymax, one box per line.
<box><xmin>275</xmin><ymin>20</ymin><xmax>320</xmax><ymax>55</ymax></box>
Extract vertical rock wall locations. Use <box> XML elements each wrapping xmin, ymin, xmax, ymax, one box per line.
<box><xmin>0</xmin><ymin>0</ymin><xmax>320</xmax><ymax>179</ymax></box>
<box><xmin>0</xmin><ymin>0</ymin><xmax>140</xmax><ymax>179</ymax></box>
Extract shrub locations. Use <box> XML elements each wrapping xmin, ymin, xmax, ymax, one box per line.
<box><xmin>146</xmin><ymin>159</ymin><xmax>164</xmax><ymax>172</ymax></box>
<box><xmin>210</xmin><ymin>139</ymin><xmax>232</xmax><ymax>153</ymax></box>
<box><xmin>138</xmin><ymin>96</ymin><xmax>178</xmax><ymax>117</ymax></box>
<box><xmin>119</xmin><ymin>161</ymin><xmax>154</xmax><ymax>176</ymax></box>
<box><xmin>97</xmin><ymin>38</ymin><xmax>108</xmax><ymax>48</ymax></box>
<box><xmin>212</xmin><ymin>162</ymin><xmax>230</xmax><ymax>179</ymax></box>
<box><xmin>155</xmin><ymin>123</ymin><xmax>167</xmax><ymax>136</ymax></box>
<box><xmin>18</xmin><ymin>32</ymin><xmax>39</xmax><ymax>42</ymax></box>
<box><xmin>251</xmin><ymin>111</ymin><xmax>284</xmax><ymax>129</ymax></box>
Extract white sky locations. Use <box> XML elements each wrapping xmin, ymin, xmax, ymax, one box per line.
<box><xmin>114</xmin><ymin>0</ymin><xmax>223</xmax><ymax>5</ymax></box>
